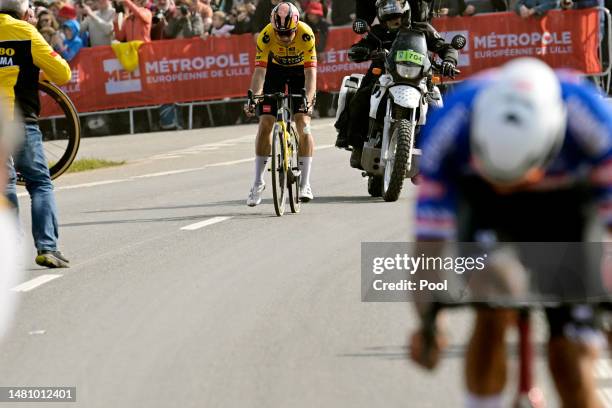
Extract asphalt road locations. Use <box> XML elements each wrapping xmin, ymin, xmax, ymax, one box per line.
<box><xmin>1</xmin><ymin>119</ymin><xmax>610</xmax><ymax>407</ymax></box>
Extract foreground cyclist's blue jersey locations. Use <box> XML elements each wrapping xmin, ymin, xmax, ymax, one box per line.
<box><xmin>416</xmin><ymin>71</ymin><xmax>612</xmax><ymax>240</ymax></box>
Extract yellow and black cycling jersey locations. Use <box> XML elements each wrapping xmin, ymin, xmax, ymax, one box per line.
<box><xmin>0</xmin><ymin>13</ymin><xmax>71</xmax><ymax>121</ymax></box>
<box><xmin>255</xmin><ymin>21</ymin><xmax>317</xmax><ymax>69</ymax></box>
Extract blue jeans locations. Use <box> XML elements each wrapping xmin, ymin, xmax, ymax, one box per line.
<box><xmin>5</xmin><ymin>123</ymin><xmax>59</xmax><ymax>251</ymax></box>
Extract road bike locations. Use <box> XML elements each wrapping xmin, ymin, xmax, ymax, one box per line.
<box><xmin>248</xmin><ymin>88</ymin><xmax>306</xmax><ymax>217</ymax></box>
<box><xmin>20</xmin><ymin>80</ymin><xmax>81</xmax><ymax>184</ymax></box>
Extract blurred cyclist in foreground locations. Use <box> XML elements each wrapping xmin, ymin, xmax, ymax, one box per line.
<box><xmin>0</xmin><ymin>98</ymin><xmax>23</xmax><ymax>337</ymax></box>
<box><xmin>410</xmin><ymin>58</ymin><xmax>612</xmax><ymax>408</ymax></box>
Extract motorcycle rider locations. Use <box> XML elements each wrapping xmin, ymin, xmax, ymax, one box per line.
<box><xmin>334</xmin><ymin>0</ymin><xmax>458</xmax><ymax>168</ymax></box>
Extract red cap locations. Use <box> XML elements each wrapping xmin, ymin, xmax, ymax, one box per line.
<box><xmin>305</xmin><ymin>2</ymin><xmax>324</xmax><ymax>16</ymax></box>
<box><xmin>58</xmin><ymin>5</ymin><xmax>77</xmax><ymax>19</ymax></box>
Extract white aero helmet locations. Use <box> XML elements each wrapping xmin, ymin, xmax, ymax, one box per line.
<box><xmin>470</xmin><ymin>58</ymin><xmax>567</xmax><ymax>186</ymax></box>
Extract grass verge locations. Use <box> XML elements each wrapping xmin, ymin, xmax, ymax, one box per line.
<box><xmin>63</xmin><ymin>158</ymin><xmax>126</xmax><ymax>173</ymax></box>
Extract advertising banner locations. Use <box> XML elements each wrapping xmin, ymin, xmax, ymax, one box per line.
<box><xmin>40</xmin><ymin>9</ymin><xmax>602</xmax><ymax>116</ymax></box>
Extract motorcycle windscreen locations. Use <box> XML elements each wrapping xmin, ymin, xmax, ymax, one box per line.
<box><xmin>387</xmin><ymin>30</ymin><xmax>430</xmax><ymax>83</ymax></box>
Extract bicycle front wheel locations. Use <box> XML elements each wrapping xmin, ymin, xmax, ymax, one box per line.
<box><xmin>28</xmin><ymin>80</ymin><xmax>81</xmax><ymax>184</ymax></box>
<box><xmin>287</xmin><ymin>124</ymin><xmax>301</xmax><ymax>214</ymax></box>
<box><xmin>271</xmin><ymin>123</ymin><xmax>287</xmax><ymax>216</ymax></box>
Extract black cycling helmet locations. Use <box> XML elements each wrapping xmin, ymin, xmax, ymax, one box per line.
<box><xmin>375</xmin><ymin>0</ymin><xmax>410</xmax><ymax>24</ymax></box>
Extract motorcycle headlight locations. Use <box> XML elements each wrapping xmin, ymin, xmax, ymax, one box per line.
<box><xmin>396</xmin><ymin>64</ymin><xmax>422</xmax><ymax>79</ymax></box>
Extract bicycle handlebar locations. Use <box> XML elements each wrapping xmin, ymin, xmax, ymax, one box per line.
<box><xmin>247</xmin><ymin>89</ymin><xmax>308</xmax><ymax>109</ymax></box>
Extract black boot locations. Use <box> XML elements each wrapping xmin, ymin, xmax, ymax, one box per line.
<box><xmin>350</xmin><ymin>148</ymin><xmax>363</xmax><ymax>169</ymax></box>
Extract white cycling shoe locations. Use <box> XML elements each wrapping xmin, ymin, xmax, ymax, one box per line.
<box><xmin>299</xmin><ymin>184</ymin><xmax>314</xmax><ymax>202</ymax></box>
<box><xmin>247</xmin><ymin>183</ymin><xmax>265</xmax><ymax>207</ymax></box>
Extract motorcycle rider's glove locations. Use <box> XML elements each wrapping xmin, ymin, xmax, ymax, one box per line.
<box><xmin>441</xmin><ymin>61</ymin><xmax>457</xmax><ymax>78</ymax></box>
<box><xmin>348</xmin><ymin>46</ymin><xmax>370</xmax><ymax>62</ymax></box>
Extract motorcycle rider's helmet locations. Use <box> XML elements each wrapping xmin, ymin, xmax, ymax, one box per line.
<box><xmin>470</xmin><ymin>58</ymin><xmax>567</xmax><ymax>187</ymax></box>
<box><xmin>376</xmin><ymin>0</ymin><xmax>410</xmax><ymax>30</ymax></box>
<box><xmin>270</xmin><ymin>2</ymin><xmax>300</xmax><ymax>36</ymax></box>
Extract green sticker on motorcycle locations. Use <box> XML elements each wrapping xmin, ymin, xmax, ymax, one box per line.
<box><xmin>395</xmin><ymin>50</ymin><xmax>425</xmax><ymax>65</ymax></box>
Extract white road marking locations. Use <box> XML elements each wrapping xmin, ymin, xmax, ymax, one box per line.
<box><xmin>11</xmin><ymin>274</ymin><xmax>62</xmax><ymax>292</ymax></box>
<box><xmin>28</xmin><ymin>330</ymin><xmax>46</xmax><ymax>335</ymax></box>
<box><xmin>59</xmin><ymin>180</ymin><xmax>128</xmax><ymax>190</ymax></box>
<box><xmin>130</xmin><ymin>167</ymin><xmax>207</xmax><ymax>179</ymax></box>
<box><xmin>180</xmin><ymin>216</ymin><xmax>232</xmax><ymax>231</ymax></box>
<box><xmin>315</xmin><ymin>144</ymin><xmax>334</xmax><ymax>150</ymax></box>
<box><xmin>208</xmin><ymin>158</ymin><xmax>253</xmax><ymax>167</ymax></box>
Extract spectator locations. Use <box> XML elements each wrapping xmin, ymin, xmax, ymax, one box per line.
<box><xmin>165</xmin><ymin>0</ymin><xmax>204</xmax><ymax>37</ymax></box>
<box><xmin>56</xmin><ymin>3</ymin><xmax>76</xmax><ymax>23</ymax></box>
<box><xmin>304</xmin><ymin>1</ymin><xmax>328</xmax><ymax>52</ymax></box>
<box><xmin>560</xmin><ymin>0</ymin><xmax>600</xmax><ymax>8</ymax></box>
<box><xmin>435</xmin><ymin>0</ymin><xmax>467</xmax><ymax>16</ymax></box>
<box><xmin>150</xmin><ymin>0</ymin><xmax>177</xmax><ymax>40</ymax></box>
<box><xmin>113</xmin><ymin>0</ymin><xmax>152</xmax><ymax>42</ymax></box>
<box><xmin>79</xmin><ymin>0</ymin><xmax>116</xmax><ymax>46</ymax></box>
<box><xmin>302</xmin><ymin>0</ymin><xmax>328</xmax><ymax>19</ymax></box>
<box><xmin>330</xmin><ymin>0</ymin><xmax>354</xmax><ymax>25</ymax></box>
<box><xmin>48</xmin><ymin>0</ymin><xmax>65</xmax><ymax>20</ymax></box>
<box><xmin>515</xmin><ymin>0</ymin><xmax>558</xmax><ymax>17</ymax></box>
<box><xmin>36</xmin><ymin>9</ymin><xmax>60</xmax><ymax>43</ymax></box>
<box><xmin>206</xmin><ymin>10</ymin><xmax>233</xmax><ymax>36</ymax></box>
<box><xmin>52</xmin><ymin>19</ymin><xmax>84</xmax><ymax>61</ymax></box>
<box><xmin>197</xmin><ymin>0</ymin><xmax>213</xmax><ymax>30</ymax></box>
<box><xmin>228</xmin><ymin>2</ymin><xmax>253</xmax><ymax>33</ymax></box>
<box><xmin>251</xmin><ymin>0</ymin><xmax>276</xmax><ymax>34</ymax></box>
<box><xmin>462</xmin><ymin>0</ymin><xmax>506</xmax><ymax>15</ymax></box>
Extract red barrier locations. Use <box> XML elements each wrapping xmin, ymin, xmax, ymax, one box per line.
<box><xmin>40</xmin><ymin>8</ymin><xmax>601</xmax><ymax>116</ymax></box>
<box><xmin>434</xmin><ymin>9</ymin><xmax>601</xmax><ymax>77</ymax></box>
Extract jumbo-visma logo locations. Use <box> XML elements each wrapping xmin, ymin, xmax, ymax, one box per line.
<box><xmin>103</xmin><ymin>59</ymin><xmax>142</xmax><ymax>95</ymax></box>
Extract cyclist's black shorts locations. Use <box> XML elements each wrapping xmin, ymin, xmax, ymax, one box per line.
<box><xmin>257</xmin><ymin>64</ymin><xmax>308</xmax><ymax>117</ymax></box>
<box><xmin>458</xmin><ymin>175</ymin><xmax>605</xmax><ymax>343</ymax></box>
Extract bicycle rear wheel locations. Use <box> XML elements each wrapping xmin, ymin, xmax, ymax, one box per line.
<box><xmin>271</xmin><ymin>123</ymin><xmax>287</xmax><ymax>216</ymax></box>
<box><xmin>25</xmin><ymin>81</ymin><xmax>81</xmax><ymax>184</ymax></box>
<box><xmin>287</xmin><ymin>124</ymin><xmax>301</xmax><ymax>214</ymax></box>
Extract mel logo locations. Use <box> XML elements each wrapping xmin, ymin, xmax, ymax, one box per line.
<box><xmin>103</xmin><ymin>59</ymin><xmax>142</xmax><ymax>95</ymax></box>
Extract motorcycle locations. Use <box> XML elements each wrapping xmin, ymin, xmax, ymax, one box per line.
<box><xmin>336</xmin><ymin>19</ymin><xmax>466</xmax><ymax>201</ymax></box>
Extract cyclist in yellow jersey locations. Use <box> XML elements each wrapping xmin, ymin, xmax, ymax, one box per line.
<box><xmin>0</xmin><ymin>0</ymin><xmax>72</xmax><ymax>268</ymax></box>
<box><xmin>245</xmin><ymin>1</ymin><xmax>317</xmax><ymax>205</ymax></box>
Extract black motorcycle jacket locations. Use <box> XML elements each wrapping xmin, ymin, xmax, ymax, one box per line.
<box><xmin>348</xmin><ymin>22</ymin><xmax>458</xmax><ymax>81</ymax></box>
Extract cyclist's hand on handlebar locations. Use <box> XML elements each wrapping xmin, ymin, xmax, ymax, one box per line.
<box><xmin>441</xmin><ymin>61</ymin><xmax>458</xmax><ymax>78</ymax></box>
<box><xmin>244</xmin><ymin>90</ymin><xmax>258</xmax><ymax>117</ymax></box>
<box><xmin>409</xmin><ymin>327</ymin><xmax>448</xmax><ymax>370</ymax></box>
<box><xmin>244</xmin><ymin>101</ymin><xmax>257</xmax><ymax>117</ymax></box>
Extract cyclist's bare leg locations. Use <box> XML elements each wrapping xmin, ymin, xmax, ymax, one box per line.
<box><xmin>255</xmin><ymin>115</ymin><xmax>275</xmax><ymax>156</ymax></box>
<box><xmin>548</xmin><ymin>337</ymin><xmax>601</xmax><ymax>408</ymax></box>
<box><xmin>294</xmin><ymin>113</ymin><xmax>314</xmax><ymax>192</ymax></box>
<box><xmin>294</xmin><ymin>113</ymin><xmax>313</xmax><ymax>157</ymax></box>
<box><xmin>465</xmin><ymin>309</ymin><xmax>515</xmax><ymax>399</ymax></box>
<box><xmin>251</xmin><ymin>115</ymin><xmax>275</xmax><ymax>188</ymax></box>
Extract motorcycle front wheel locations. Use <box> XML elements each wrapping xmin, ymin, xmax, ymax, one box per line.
<box><xmin>383</xmin><ymin>119</ymin><xmax>412</xmax><ymax>202</ymax></box>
